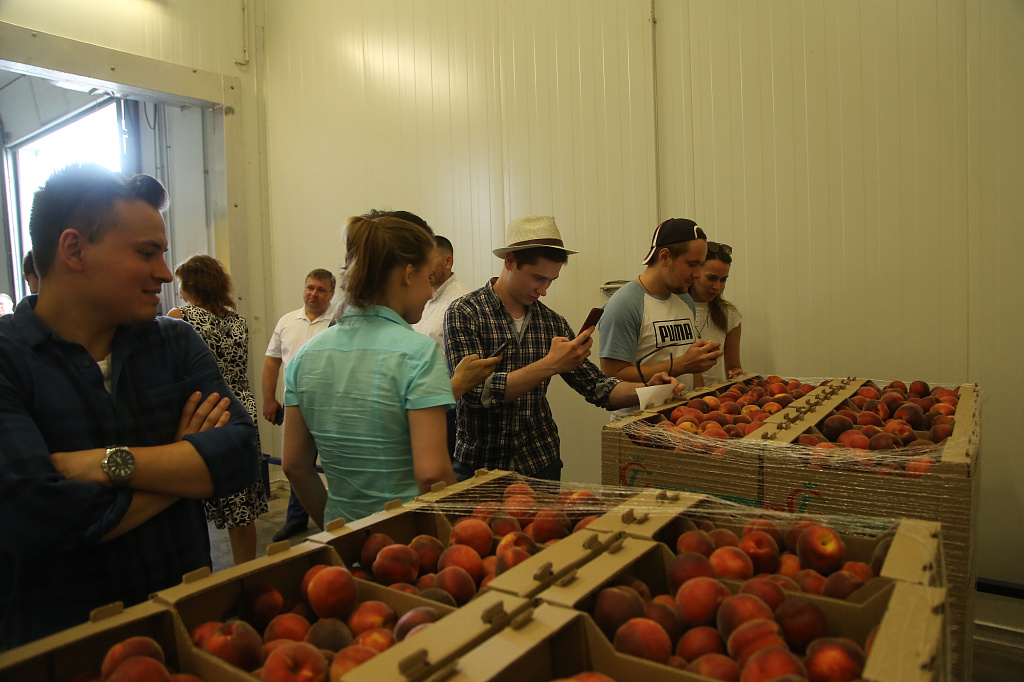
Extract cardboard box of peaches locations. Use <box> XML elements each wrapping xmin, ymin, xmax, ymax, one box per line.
<box><xmin>602</xmin><ymin>374</ymin><xmax>978</xmax><ymax>680</ymax></box>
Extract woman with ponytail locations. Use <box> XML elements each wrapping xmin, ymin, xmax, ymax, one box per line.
<box><xmin>281</xmin><ymin>215</ymin><xmax>457</xmax><ymax>528</ymax></box>
<box><xmin>688</xmin><ymin>242</ymin><xmax>743</xmax><ymax>386</ymax></box>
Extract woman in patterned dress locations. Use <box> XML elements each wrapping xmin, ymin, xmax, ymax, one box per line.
<box><xmin>168</xmin><ymin>255</ymin><xmax>268</xmax><ymax>565</ymax></box>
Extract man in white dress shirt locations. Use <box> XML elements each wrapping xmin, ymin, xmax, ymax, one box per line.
<box><xmin>413</xmin><ymin>235</ymin><xmax>471</xmax><ymax>455</ymax></box>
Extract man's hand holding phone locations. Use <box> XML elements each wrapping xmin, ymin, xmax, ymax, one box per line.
<box><xmin>579</xmin><ymin>307</ymin><xmax>604</xmax><ymax>336</ymax></box>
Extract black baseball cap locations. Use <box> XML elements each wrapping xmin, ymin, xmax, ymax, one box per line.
<box><xmin>642</xmin><ymin>218</ymin><xmax>707</xmax><ymax>264</ymax></box>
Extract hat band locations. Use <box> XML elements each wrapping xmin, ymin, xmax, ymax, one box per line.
<box><xmin>507</xmin><ymin>238</ymin><xmax>565</xmax><ymax>249</ymax></box>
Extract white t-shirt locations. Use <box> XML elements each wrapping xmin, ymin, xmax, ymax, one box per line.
<box><xmin>265</xmin><ymin>307</ymin><xmax>333</xmax><ymax>388</ymax></box>
<box><xmin>412</xmin><ymin>274</ymin><xmax>471</xmax><ymax>347</ymax></box>
<box><xmin>692</xmin><ymin>300</ymin><xmax>742</xmax><ymax>385</ymax></box>
<box><xmin>598</xmin><ymin>280</ymin><xmax>698</xmax><ymax>376</ymax></box>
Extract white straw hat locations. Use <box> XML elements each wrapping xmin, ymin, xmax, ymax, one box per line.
<box><xmin>493</xmin><ymin>215</ymin><xmax>578</xmax><ymax>258</ymax></box>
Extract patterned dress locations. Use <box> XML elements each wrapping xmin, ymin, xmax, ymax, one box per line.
<box><xmin>179</xmin><ymin>305</ymin><xmax>268</xmax><ymax>528</ymax></box>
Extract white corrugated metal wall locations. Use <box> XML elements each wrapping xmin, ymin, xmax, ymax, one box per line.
<box><xmin>0</xmin><ymin>0</ymin><xmax>1021</xmax><ymax>602</ymax></box>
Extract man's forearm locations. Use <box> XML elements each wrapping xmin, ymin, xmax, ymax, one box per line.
<box><xmin>502</xmin><ymin>360</ymin><xmax>557</xmax><ymax>403</ymax></box>
<box><xmin>607</xmin><ymin>380</ymin><xmax>644</xmax><ymax>409</ymax></box>
<box><xmin>601</xmin><ymin>357</ymin><xmax>676</xmax><ymax>383</ymax></box>
<box><xmin>262</xmin><ymin>358</ymin><xmax>282</xmax><ymax>404</ymax></box>
<box><xmin>52</xmin><ymin>442</ymin><xmax>215</xmax><ymax>498</ymax></box>
<box><xmin>102</xmin><ymin>491</ymin><xmax>179</xmax><ymax>542</ymax></box>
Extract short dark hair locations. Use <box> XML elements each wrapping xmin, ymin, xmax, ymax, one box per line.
<box><xmin>363</xmin><ymin>209</ymin><xmax>433</xmax><ymax>236</ymax></box>
<box><xmin>510</xmin><ymin>246</ymin><xmax>570</xmax><ymax>268</ymax></box>
<box><xmin>434</xmin><ymin>235</ymin><xmax>454</xmax><ymax>256</ymax></box>
<box><xmin>22</xmin><ymin>251</ymin><xmax>36</xmax><ymax>278</ymax></box>
<box><xmin>306</xmin><ymin>268</ymin><xmax>337</xmax><ymax>291</ymax></box>
<box><xmin>645</xmin><ymin>240</ymin><xmax>698</xmax><ymax>266</ymax></box>
<box><xmin>29</xmin><ymin>163</ymin><xmax>168</xmax><ymax>277</ymax></box>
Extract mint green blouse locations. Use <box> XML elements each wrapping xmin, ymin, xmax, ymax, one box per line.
<box><xmin>285</xmin><ymin>305</ymin><xmax>455</xmax><ymax>524</ymax></box>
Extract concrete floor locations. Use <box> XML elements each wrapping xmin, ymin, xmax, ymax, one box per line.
<box><xmin>207</xmin><ymin>481</ymin><xmax>1023</xmax><ymax>681</ymax></box>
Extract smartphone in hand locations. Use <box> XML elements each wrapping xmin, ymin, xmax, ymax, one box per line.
<box><xmin>579</xmin><ymin>307</ymin><xmax>604</xmax><ymax>336</ymax></box>
<box><xmin>488</xmin><ymin>339</ymin><xmax>511</xmax><ymax>358</ymax></box>
<box><xmin>274</xmin><ymin>405</ymin><xmax>285</xmax><ymax>425</ymax></box>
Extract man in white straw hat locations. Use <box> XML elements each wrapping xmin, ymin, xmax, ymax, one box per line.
<box><xmin>443</xmin><ymin>215</ymin><xmax>680</xmax><ymax>482</ymax></box>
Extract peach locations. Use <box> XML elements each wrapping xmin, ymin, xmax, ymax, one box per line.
<box><xmin>307</xmin><ymin>566</ymin><xmax>359</xmax><ymax>620</ymax></box>
<box><xmin>856</xmin><ymin>411</ymin><xmax>884</xmax><ymax>427</ymax></box>
<box><xmin>893</xmin><ymin>403</ymin><xmax>926</xmax><ymax>430</ymax></box>
<box><xmin>668</xmin><ymin>552</ymin><xmax>717</xmax><ymax>593</ymax></box>
<box><xmin>676</xmin><ymin>625</ymin><xmax>726</xmax><ymax>661</ymax></box>
<box><xmin>645</xmin><ymin>599</ymin><xmax>684</xmax><ymax>645</ymax></box>
<box><xmin>784</xmin><ymin>518</ymin><xmax>816</xmax><ymax>552</ymax></box>
<box><xmin>909</xmin><ymin>380</ymin><xmax>930</xmax><ymax>397</ymax></box>
<box><xmin>503</xmin><ymin>482</ymin><xmax>535</xmax><ymax>499</ymax></box>
<box><xmin>738</xmin><ymin>531</ymin><xmax>780</xmax><ymax>575</ymax></box>
<box><xmin>471</xmin><ymin>501</ymin><xmax>501</xmax><ymax>522</ymax></box>
<box><xmin>766</xmin><ymin>575</ymin><xmax>802</xmax><ymax>594</ymax></box>
<box><xmin>882</xmin><ymin>420</ymin><xmax>915</xmax><ymax>445</ymax></box>
<box><xmin>796</xmin><ymin>525</ymin><xmax>846</xmax><ymax>576</ymax></box>
<box><xmin>627</xmin><ymin>578</ymin><xmax>652</xmax><ymax>601</ymax></box>
<box><xmin>685</xmin><ymin>653</ymin><xmax>741</xmax><ymax>681</ymax></box>
<box><xmin>353</xmin><ymin>627</ymin><xmax>396</xmax><ymax>653</ymax></box>
<box><xmin>677</xmin><ymin>529</ymin><xmax>716</xmax><ymax>557</ymax></box>
<box><xmin>822</xmin><ymin>570</ymin><xmax>865</xmax><ymax>600</ymax></box>
<box><xmin>867</xmin><ymin>432</ymin><xmax>900</xmax><ymax>451</ymax></box>
<box><xmin>886</xmin><ymin>380</ymin><xmax>909</xmax><ymax>393</ymax></box>
<box><xmin>346</xmin><ymin>600</ymin><xmax>396</xmax><ymax>636</ymax></box>
<box><xmin>613</xmin><ymin>618</ymin><xmax>672</xmax><ymax>663</ymax></box>
<box><xmin>573</xmin><ymin>515</ymin><xmax>600</xmax><ymax>533</ymax></box>
<box><xmin>301</xmin><ymin>565</ymin><xmax>329</xmax><ymax>604</ymax></box>
<box><xmin>437</xmin><ymin>544</ymin><xmax>484</xmax><ymax>584</ymax></box>
<box><xmin>238</xmin><ymin>584</ymin><xmax>284</xmax><ymax>632</ymax></box>
<box><xmin>850</xmin><ymin>395</ymin><xmax>868</xmax><ymax>409</ymax></box>
<box><xmin>739</xmin><ymin>577</ymin><xmax>788</xmax><ymax>611</ymax></box>
<box><xmin>716</xmin><ymin>594</ymin><xmax>774</xmax><ymax>639</ymax></box>
<box><xmin>666</xmin><ymin>656</ymin><xmax>689</xmax><ymax>670</ymax></box>
<box><xmin>190</xmin><ymin>621</ymin><xmax>222</xmax><ymax>648</ymax></box>
<box><xmin>494</xmin><ymin>546</ymin><xmax>531</xmax><ymax>576</ymax></box>
<box><xmin>329</xmin><ymin>645</ymin><xmax>377</xmax><ymax>678</ymax></box>
<box><xmin>593</xmin><ymin>585</ymin><xmax>647</xmax><ymax>638</ymax></box>
<box><xmin>929</xmin><ymin>423</ymin><xmax>954</xmax><ymax>444</ymax></box>
<box><xmin>408</xmin><ymin>534</ymin><xmax>445</xmax><ymax>574</ymax></box>
<box><xmin>450</xmin><ymin>517</ymin><xmax>495</xmax><ymax>557</ymax></box>
<box><xmin>740</xmin><ymin>645</ymin><xmax>807</xmax><ymax>682</ymax></box>
<box><xmin>373</xmin><ymin>543</ymin><xmax>421</xmax><ymax>585</ymax></box>
<box><xmin>841</xmin><ymin>561</ymin><xmax>873</xmax><ymax>583</ymax></box>
<box><xmin>390</xmin><ymin>582</ymin><xmax>420</xmax><ymax>596</ymax></box>
<box><xmin>705</xmin><ymin>410</ymin><xmax>731</xmax><ymax>426</ymax></box>
<box><xmin>495</xmin><ymin>531</ymin><xmax>542</xmax><ymax>556</ymax></box>
<box><xmin>687</xmin><ymin>398</ymin><xmax>711</xmax><ymax>413</ymax></box>
<box><xmin>856</xmin><ymin>386</ymin><xmax>880</xmax><ymax>400</ymax></box>
<box><xmin>906</xmin><ymin>454</ymin><xmax>936</xmax><ymax>478</ymax></box>
<box><xmin>820</xmin><ymin>415</ymin><xmax>854</xmax><ymax>442</ymax></box>
<box><xmin>709</xmin><ymin>546</ymin><xmax>755</xmax><ymax>580</ymax></box>
<box><xmin>203</xmin><ymin>621</ymin><xmax>264</xmax><ymax>672</ymax></box>
<box><xmin>778</xmin><ymin>553</ymin><xmax>801</xmax><ymax>577</ymax></box>
<box><xmin>726</xmin><ymin>618</ymin><xmax>786</xmax><ymax>666</ymax></box>
<box><xmin>721</xmin><ymin>401</ymin><xmax>742</xmax><ymax>415</ymax></box>
<box><xmin>418</xmin><ymin>587</ymin><xmax>458</xmax><ymax>607</ymax></box>
<box><xmin>676</xmin><ymin>577</ymin><xmax>732</xmax><ymax>627</ymax></box>
<box><xmin>394</xmin><ymin>606</ymin><xmax>441</xmax><ymax>641</ymax></box>
<box><xmin>837</xmin><ymin>429</ymin><xmax>869</xmax><ymax>450</ymax></box>
<box><xmin>416</xmin><ymin>573</ymin><xmax>436</xmax><ymax>591</ymax></box>
<box><xmin>304</xmin><ymin>617</ymin><xmax>353</xmax><ymax>652</ymax></box>
<box><xmin>804</xmin><ymin>637</ymin><xmax>865</xmax><ymax>682</ymax></box>
<box><xmin>709</xmin><ymin>528</ymin><xmax>741</xmax><ymax>548</ymax></box>
<box><xmin>359</xmin><ymin>532</ymin><xmax>394</xmax><ymax>569</ymax></box>
<box><xmin>761</xmin><ymin>402</ymin><xmax>784</xmax><ymax>415</ymax></box>
<box><xmin>264</xmin><ymin>612</ymin><xmax>312</xmax><ymax>643</ymax></box>
<box><xmin>862</xmin><ymin>400</ymin><xmax>890</xmax><ymax>421</ymax></box>
<box><xmin>101</xmin><ymin>636</ymin><xmax>166</xmax><ymax>679</ymax></box>
<box><xmin>792</xmin><ymin>569</ymin><xmax>826</xmax><ymax>595</ymax></box>
<box><xmin>262</xmin><ymin>641</ymin><xmax>328</xmax><ymax>682</ymax></box>
<box><xmin>106</xmin><ymin>657</ymin><xmax>172</xmax><ymax>682</ymax></box>
<box><xmin>434</xmin><ymin>565</ymin><xmax>477</xmax><ymax>605</ymax></box>
<box><xmin>486</xmin><ymin>512</ymin><xmax>521</xmax><ymax>537</ymax></box>
<box><xmin>704</xmin><ymin>395</ymin><xmax>722</xmax><ymax>411</ymax></box>
<box><xmin>930</xmin><ymin>402</ymin><xmax>956</xmax><ymax>416</ymax></box>
<box><xmin>531</xmin><ymin>508</ymin><xmax>571</xmax><ymax>544</ymax></box>
<box><xmin>774</xmin><ymin>596</ymin><xmax>828</xmax><ymax>652</ymax></box>
<box><xmin>502</xmin><ymin>494</ymin><xmax>539</xmax><ymax>527</ymax></box>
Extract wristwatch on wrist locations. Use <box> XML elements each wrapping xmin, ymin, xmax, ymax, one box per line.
<box><xmin>101</xmin><ymin>446</ymin><xmax>135</xmax><ymax>487</ymax></box>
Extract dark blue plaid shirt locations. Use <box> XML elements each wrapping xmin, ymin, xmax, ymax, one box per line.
<box><xmin>0</xmin><ymin>297</ymin><xmax>259</xmax><ymax>650</ymax></box>
<box><xmin>443</xmin><ymin>279</ymin><xmax>620</xmax><ymax>476</ymax></box>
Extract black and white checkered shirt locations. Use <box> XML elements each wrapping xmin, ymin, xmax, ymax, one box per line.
<box><xmin>443</xmin><ymin>279</ymin><xmax>621</xmax><ymax>476</ymax></box>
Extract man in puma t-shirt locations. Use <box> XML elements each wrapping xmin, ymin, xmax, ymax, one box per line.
<box><xmin>598</xmin><ymin>219</ymin><xmax>724</xmax><ymax>402</ymax></box>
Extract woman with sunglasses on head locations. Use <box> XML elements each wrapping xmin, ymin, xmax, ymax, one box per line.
<box><xmin>689</xmin><ymin>242</ymin><xmax>743</xmax><ymax>386</ymax></box>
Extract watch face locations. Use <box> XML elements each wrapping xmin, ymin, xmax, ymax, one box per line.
<box><xmin>105</xmin><ymin>448</ymin><xmax>135</xmax><ymax>483</ymax></box>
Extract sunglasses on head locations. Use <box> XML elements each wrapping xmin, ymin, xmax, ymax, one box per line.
<box><xmin>707</xmin><ymin>241</ymin><xmax>733</xmax><ymax>256</ymax></box>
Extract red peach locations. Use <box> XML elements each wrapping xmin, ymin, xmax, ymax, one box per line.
<box><xmin>261</xmin><ymin>641</ymin><xmax>328</xmax><ymax>682</ymax></box>
<box><xmin>190</xmin><ymin>621</ymin><xmax>221</xmax><ymax>648</ymax></box>
<box><xmin>359</xmin><ymin>533</ymin><xmax>395</xmax><ymax>569</ymax></box>
<box><xmin>503</xmin><ymin>482</ymin><xmax>535</xmax><ymax>499</ymax></box>
<box><xmin>676</xmin><ymin>625</ymin><xmax>726</xmax><ymax>661</ymax></box>
<box><xmin>709</xmin><ymin>528</ymin><xmax>741</xmax><ymax>548</ymax></box>
<box><xmin>353</xmin><ymin>627</ymin><xmax>396</xmax><ymax>653</ymax></box>
<box><xmin>203</xmin><ymin>621</ymin><xmax>264</xmax><ymax>672</ymax></box>
<box><xmin>486</xmin><ymin>512</ymin><xmax>521</xmax><ymax>538</ymax></box>
<box><xmin>372</xmin><ymin>543</ymin><xmax>421</xmax><ymax>585</ymax></box>
<box><xmin>686</xmin><ymin>653</ymin><xmax>741</xmax><ymax>681</ymax></box>
<box><xmin>842</xmin><ymin>561</ymin><xmax>873</xmax><ymax>583</ymax></box>
<box><xmin>738</xmin><ymin>531</ymin><xmax>781</xmax><ymax>575</ymax></box>
<box><xmin>668</xmin><ymin>552</ymin><xmax>717</xmax><ymax>593</ymax></box>
<box><xmin>437</xmin><ymin>544</ymin><xmax>484</xmax><ymax>584</ymax></box>
<box><xmin>645</xmin><ymin>599</ymin><xmax>684</xmax><ymax>645</ymax></box>
<box><xmin>434</xmin><ymin>565</ymin><xmax>478</xmax><ymax>605</ymax></box>
<box><xmin>804</xmin><ymin>637</ymin><xmax>866</xmax><ymax>682</ymax></box>
<box><xmin>394</xmin><ymin>606</ymin><xmax>441</xmax><ymax>641</ymax></box>
<box><xmin>101</xmin><ymin>636</ymin><xmax>166</xmax><ymax>679</ymax></box>
<box><xmin>726</xmin><ymin>618</ymin><xmax>786</xmax><ymax>666</ymax></box>
<box><xmin>739</xmin><ymin>577</ymin><xmax>788</xmax><ymax>611</ymax></box>
<box><xmin>793</xmin><ymin>569</ymin><xmax>827</xmax><ymax>595</ymax></box>
<box><xmin>716</xmin><ymin>594</ymin><xmax>774</xmax><ymax>639</ymax></box>
<box><xmin>329</xmin><ymin>645</ymin><xmax>377</xmax><ymax>678</ymax></box>
<box><xmin>709</xmin><ymin>546</ymin><xmax>755</xmax><ymax>580</ymax></box>
<box><xmin>531</xmin><ymin>508</ymin><xmax>571</xmax><ymax>544</ymax></box>
<box><xmin>796</xmin><ymin>525</ymin><xmax>846</xmax><ymax>575</ymax></box>
<box><xmin>346</xmin><ymin>600</ymin><xmax>396</xmax><ymax>636</ymax></box>
<box><xmin>593</xmin><ymin>585</ymin><xmax>647</xmax><ymax>638</ymax></box>
<box><xmin>303</xmin><ymin>617</ymin><xmax>353</xmax><ymax>652</ymax></box>
<box><xmin>778</xmin><ymin>553</ymin><xmax>802</xmax><ymax>577</ymax></box>
<box><xmin>408</xmin><ymin>534</ymin><xmax>446</xmax><ymax>574</ymax></box>
<box><xmin>774</xmin><ymin>596</ymin><xmax>828</xmax><ymax>653</ymax></box>
<box><xmin>106</xmin><ymin>657</ymin><xmax>172</xmax><ymax>682</ymax></box>
<box><xmin>675</xmin><ymin>577</ymin><xmax>732</xmax><ymax>628</ymax></box>
<box><xmin>238</xmin><ymin>584</ymin><xmax>284</xmax><ymax>632</ymax></box>
<box><xmin>677</xmin><ymin>529</ymin><xmax>716</xmax><ymax>557</ymax></box>
<box><xmin>449</xmin><ymin>517</ymin><xmax>495</xmax><ymax>557</ymax></box>
<box><xmin>613</xmin><ymin>618</ymin><xmax>672</xmax><ymax>663</ymax></box>
<box><xmin>307</xmin><ymin>566</ymin><xmax>359</xmax><ymax>620</ymax></box>
<box><xmin>264</xmin><ymin>612</ymin><xmax>312</xmax><ymax>642</ymax></box>
<box><xmin>822</xmin><ymin>570</ymin><xmax>865</xmax><ymax>600</ymax></box>
<box><xmin>502</xmin><ymin>495</ymin><xmax>539</xmax><ymax>528</ymax></box>
<box><xmin>740</xmin><ymin>645</ymin><xmax>807</xmax><ymax>682</ymax></box>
